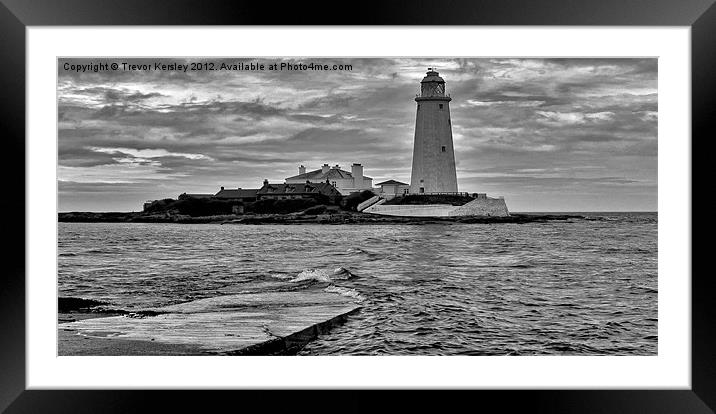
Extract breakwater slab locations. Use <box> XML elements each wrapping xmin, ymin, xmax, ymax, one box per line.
<box><xmin>58</xmin><ymin>287</ymin><xmax>362</xmax><ymax>355</ymax></box>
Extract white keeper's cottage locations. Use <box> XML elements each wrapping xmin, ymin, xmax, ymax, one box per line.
<box><xmin>285</xmin><ymin>163</ymin><xmax>373</xmax><ymax>195</ymax></box>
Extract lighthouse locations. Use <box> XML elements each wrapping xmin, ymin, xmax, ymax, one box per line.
<box><xmin>409</xmin><ymin>68</ymin><xmax>459</xmax><ymax>194</ymax></box>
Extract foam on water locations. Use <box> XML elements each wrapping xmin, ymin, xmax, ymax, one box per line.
<box><xmin>290</xmin><ymin>267</ymin><xmax>356</xmax><ymax>283</ymax></box>
<box><xmin>291</xmin><ymin>269</ymin><xmax>332</xmax><ymax>283</ymax></box>
<box><xmin>325</xmin><ymin>285</ymin><xmax>365</xmax><ymax>302</ymax></box>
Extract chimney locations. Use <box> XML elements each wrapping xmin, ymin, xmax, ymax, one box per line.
<box><xmin>333</xmin><ymin>164</ymin><xmax>340</xmax><ymax>169</ymax></box>
<box><xmin>351</xmin><ymin>163</ymin><xmax>363</xmax><ymax>188</ymax></box>
<box><xmin>299</xmin><ymin>165</ymin><xmax>306</xmax><ymax>175</ymax></box>
<box><xmin>220</xmin><ymin>186</ymin><xmax>224</xmax><ymax>190</ymax></box>
<box><xmin>263</xmin><ymin>179</ymin><xmax>268</xmax><ymax>186</ymax></box>
<box><xmin>322</xmin><ymin>164</ymin><xmax>330</xmax><ymax>174</ymax></box>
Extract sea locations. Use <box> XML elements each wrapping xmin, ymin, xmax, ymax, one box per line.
<box><xmin>58</xmin><ymin>212</ymin><xmax>657</xmax><ymax>355</ymax></box>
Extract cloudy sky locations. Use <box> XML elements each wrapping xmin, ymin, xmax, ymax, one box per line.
<box><xmin>58</xmin><ymin>58</ymin><xmax>657</xmax><ymax>212</ymax></box>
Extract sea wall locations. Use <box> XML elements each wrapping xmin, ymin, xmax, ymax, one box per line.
<box><xmin>363</xmin><ymin>204</ymin><xmax>455</xmax><ymax>217</ymax></box>
<box><xmin>364</xmin><ymin>197</ymin><xmax>509</xmax><ymax>217</ymax></box>
<box><xmin>448</xmin><ymin>197</ymin><xmax>509</xmax><ymax>217</ymax></box>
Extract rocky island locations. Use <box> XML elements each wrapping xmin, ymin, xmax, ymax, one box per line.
<box><xmin>59</xmin><ymin>209</ymin><xmax>584</xmax><ymax>225</ymax></box>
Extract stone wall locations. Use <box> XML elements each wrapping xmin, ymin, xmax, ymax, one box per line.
<box><xmin>448</xmin><ymin>197</ymin><xmax>509</xmax><ymax>217</ymax></box>
<box><xmin>363</xmin><ymin>203</ymin><xmax>455</xmax><ymax>217</ymax></box>
<box><xmin>364</xmin><ymin>197</ymin><xmax>509</xmax><ymax>217</ymax></box>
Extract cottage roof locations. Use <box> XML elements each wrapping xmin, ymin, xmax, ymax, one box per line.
<box><xmin>376</xmin><ymin>179</ymin><xmax>409</xmax><ymax>186</ymax></box>
<box><xmin>257</xmin><ymin>181</ymin><xmax>340</xmax><ymax>196</ymax></box>
<box><xmin>286</xmin><ymin>167</ymin><xmax>372</xmax><ymax>181</ymax></box>
<box><xmin>182</xmin><ymin>193</ymin><xmax>214</xmax><ymax>198</ymax></box>
<box><xmin>214</xmin><ymin>188</ymin><xmax>259</xmax><ymax>199</ymax></box>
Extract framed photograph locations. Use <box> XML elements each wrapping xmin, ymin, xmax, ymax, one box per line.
<box><xmin>3</xmin><ymin>0</ymin><xmax>712</xmax><ymax>412</ymax></box>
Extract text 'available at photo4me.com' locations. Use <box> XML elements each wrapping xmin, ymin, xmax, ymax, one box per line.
<box><xmin>61</xmin><ymin>60</ymin><xmax>354</xmax><ymax>74</ymax></box>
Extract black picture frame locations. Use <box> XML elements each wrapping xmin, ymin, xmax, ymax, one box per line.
<box><xmin>1</xmin><ymin>0</ymin><xmax>712</xmax><ymax>412</ymax></box>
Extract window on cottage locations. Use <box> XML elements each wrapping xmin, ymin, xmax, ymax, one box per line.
<box><xmin>441</xmin><ymin>146</ymin><xmax>446</xmax><ymax>152</ymax></box>
<box><xmin>439</xmin><ymin>104</ymin><xmax>443</xmax><ymax>109</ymax></box>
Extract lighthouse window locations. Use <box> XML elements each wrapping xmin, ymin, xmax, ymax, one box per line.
<box><xmin>441</xmin><ymin>146</ymin><xmax>446</xmax><ymax>152</ymax></box>
<box><xmin>439</xmin><ymin>104</ymin><xmax>443</xmax><ymax>109</ymax></box>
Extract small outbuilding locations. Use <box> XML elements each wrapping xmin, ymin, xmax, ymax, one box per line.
<box><xmin>213</xmin><ymin>187</ymin><xmax>259</xmax><ymax>202</ymax></box>
<box><xmin>376</xmin><ymin>179</ymin><xmax>410</xmax><ymax>200</ymax></box>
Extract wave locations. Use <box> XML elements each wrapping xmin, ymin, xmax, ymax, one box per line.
<box><xmin>324</xmin><ymin>285</ymin><xmax>365</xmax><ymax>302</ymax></box>
<box><xmin>346</xmin><ymin>247</ymin><xmax>381</xmax><ymax>259</ymax></box>
<box><xmin>58</xmin><ymin>296</ymin><xmax>108</xmax><ymax>312</ymax></box>
<box><xmin>291</xmin><ymin>269</ymin><xmax>332</xmax><ymax>283</ymax></box>
<box><xmin>629</xmin><ymin>285</ymin><xmax>658</xmax><ymax>293</ymax></box>
<box><xmin>290</xmin><ymin>267</ymin><xmax>357</xmax><ymax>283</ymax></box>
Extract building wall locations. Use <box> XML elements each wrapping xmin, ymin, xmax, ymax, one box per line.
<box><xmin>410</xmin><ymin>99</ymin><xmax>458</xmax><ymax>194</ymax></box>
<box><xmin>377</xmin><ymin>183</ymin><xmax>410</xmax><ymax>199</ymax></box>
<box><xmin>259</xmin><ymin>194</ymin><xmax>313</xmax><ymax>200</ymax></box>
<box><xmin>331</xmin><ymin>178</ymin><xmax>354</xmax><ymax>194</ymax></box>
<box><xmin>341</xmin><ymin>177</ymin><xmax>373</xmax><ymax>194</ymax></box>
<box><xmin>285</xmin><ymin>177</ymin><xmax>314</xmax><ymax>185</ymax></box>
<box><xmin>287</xmin><ymin>176</ymin><xmax>372</xmax><ymax>195</ymax></box>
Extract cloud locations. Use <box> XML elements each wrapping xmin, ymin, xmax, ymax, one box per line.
<box><xmin>58</xmin><ymin>163</ymin><xmax>187</xmax><ymax>184</ymax></box>
<box><xmin>57</xmin><ymin>57</ymin><xmax>658</xmax><ymax>211</ymax></box>
<box><xmin>535</xmin><ymin>111</ymin><xmax>616</xmax><ymax>125</ymax></box>
<box><xmin>89</xmin><ymin>147</ymin><xmax>213</xmax><ymax>161</ymax></box>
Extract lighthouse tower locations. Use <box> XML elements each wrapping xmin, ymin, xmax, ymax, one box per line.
<box><xmin>409</xmin><ymin>68</ymin><xmax>458</xmax><ymax>194</ymax></box>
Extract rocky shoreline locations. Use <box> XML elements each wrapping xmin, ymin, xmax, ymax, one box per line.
<box><xmin>59</xmin><ymin>211</ymin><xmax>585</xmax><ymax>225</ymax></box>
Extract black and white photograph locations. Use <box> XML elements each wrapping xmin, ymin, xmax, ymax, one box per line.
<box><xmin>57</xmin><ymin>57</ymin><xmax>658</xmax><ymax>356</ymax></box>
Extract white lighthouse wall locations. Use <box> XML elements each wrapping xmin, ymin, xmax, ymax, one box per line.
<box><xmin>410</xmin><ymin>100</ymin><xmax>458</xmax><ymax>194</ymax></box>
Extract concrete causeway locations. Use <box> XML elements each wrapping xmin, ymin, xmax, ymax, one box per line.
<box><xmin>58</xmin><ymin>287</ymin><xmax>362</xmax><ymax>355</ymax></box>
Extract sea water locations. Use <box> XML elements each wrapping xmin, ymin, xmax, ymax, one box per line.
<box><xmin>58</xmin><ymin>212</ymin><xmax>657</xmax><ymax>355</ymax></box>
